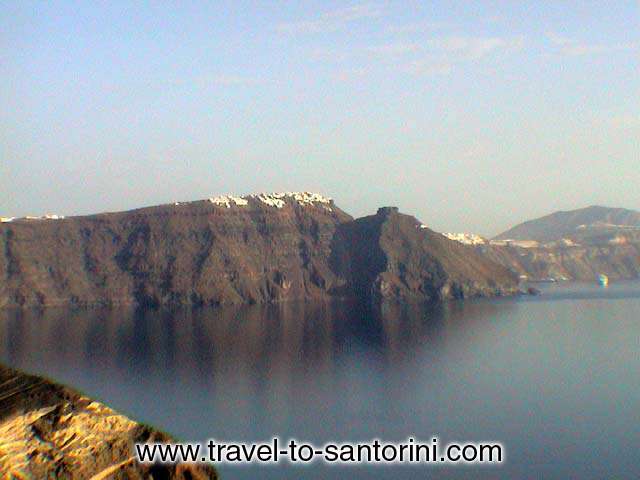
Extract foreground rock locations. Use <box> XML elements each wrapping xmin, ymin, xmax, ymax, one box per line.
<box><xmin>0</xmin><ymin>363</ymin><xmax>216</xmax><ymax>479</ymax></box>
<box><xmin>0</xmin><ymin>193</ymin><xmax>517</xmax><ymax>308</ymax></box>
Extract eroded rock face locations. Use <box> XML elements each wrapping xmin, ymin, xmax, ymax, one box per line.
<box><xmin>479</xmin><ymin>242</ymin><xmax>640</xmax><ymax>281</ymax></box>
<box><xmin>0</xmin><ymin>196</ymin><xmax>517</xmax><ymax>308</ymax></box>
<box><xmin>0</xmin><ymin>364</ymin><xmax>217</xmax><ymax>479</ymax></box>
<box><xmin>485</xmin><ymin>205</ymin><xmax>640</xmax><ymax>280</ymax></box>
<box><xmin>335</xmin><ymin>208</ymin><xmax>518</xmax><ymax>302</ymax></box>
<box><xmin>0</xmin><ymin>195</ymin><xmax>353</xmax><ymax>308</ymax></box>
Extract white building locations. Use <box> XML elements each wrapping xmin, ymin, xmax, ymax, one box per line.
<box><xmin>443</xmin><ymin>233</ymin><xmax>487</xmax><ymax>246</ymax></box>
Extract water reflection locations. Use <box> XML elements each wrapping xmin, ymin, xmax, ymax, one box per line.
<box><xmin>0</xmin><ymin>299</ymin><xmax>513</xmax><ymax>444</ymax></box>
<box><xmin>0</xmin><ymin>299</ymin><xmax>511</xmax><ymax>391</ymax></box>
<box><xmin>2</xmin><ymin>284</ymin><xmax>639</xmax><ymax>479</ymax></box>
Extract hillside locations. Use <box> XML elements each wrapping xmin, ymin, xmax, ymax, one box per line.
<box><xmin>479</xmin><ymin>242</ymin><xmax>640</xmax><ymax>281</ymax></box>
<box><xmin>337</xmin><ymin>207</ymin><xmax>517</xmax><ymax>302</ymax></box>
<box><xmin>494</xmin><ymin>206</ymin><xmax>640</xmax><ymax>243</ymax></box>
<box><xmin>0</xmin><ymin>193</ymin><xmax>518</xmax><ymax>308</ymax></box>
<box><xmin>0</xmin><ymin>363</ymin><xmax>216</xmax><ymax>479</ymax></box>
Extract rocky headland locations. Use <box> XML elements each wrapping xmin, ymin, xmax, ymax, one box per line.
<box><xmin>0</xmin><ymin>193</ymin><xmax>518</xmax><ymax>308</ymax></box>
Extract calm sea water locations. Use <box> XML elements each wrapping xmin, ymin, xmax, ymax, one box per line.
<box><xmin>2</xmin><ymin>282</ymin><xmax>639</xmax><ymax>479</ymax></box>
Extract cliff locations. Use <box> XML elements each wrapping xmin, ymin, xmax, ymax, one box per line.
<box><xmin>479</xmin><ymin>242</ymin><xmax>640</xmax><ymax>281</ymax></box>
<box><xmin>484</xmin><ymin>205</ymin><xmax>640</xmax><ymax>281</ymax></box>
<box><xmin>0</xmin><ymin>363</ymin><xmax>216</xmax><ymax>479</ymax></box>
<box><xmin>495</xmin><ymin>205</ymin><xmax>640</xmax><ymax>243</ymax></box>
<box><xmin>334</xmin><ymin>207</ymin><xmax>518</xmax><ymax>301</ymax></box>
<box><xmin>0</xmin><ymin>193</ymin><xmax>353</xmax><ymax>308</ymax></box>
<box><xmin>0</xmin><ymin>193</ymin><xmax>518</xmax><ymax>308</ymax></box>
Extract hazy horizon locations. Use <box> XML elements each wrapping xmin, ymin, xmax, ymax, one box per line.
<box><xmin>2</xmin><ymin>1</ymin><xmax>638</xmax><ymax>237</ymax></box>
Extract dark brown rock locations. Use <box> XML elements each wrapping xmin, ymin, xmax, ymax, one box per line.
<box><xmin>0</xmin><ymin>195</ymin><xmax>518</xmax><ymax>308</ymax></box>
<box><xmin>0</xmin><ymin>196</ymin><xmax>353</xmax><ymax>308</ymax></box>
<box><xmin>335</xmin><ymin>207</ymin><xmax>518</xmax><ymax>302</ymax></box>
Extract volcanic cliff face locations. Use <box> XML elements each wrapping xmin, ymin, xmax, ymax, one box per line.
<box><xmin>335</xmin><ymin>207</ymin><xmax>518</xmax><ymax>301</ymax></box>
<box><xmin>0</xmin><ymin>194</ymin><xmax>353</xmax><ymax>308</ymax></box>
<box><xmin>0</xmin><ymin>363</ymin><xmax>216</xmax><ymax>479</ymax></box>
<box><xmin>0</xmin><ymin>194</ymin><xmax>517</xmax><ymax>308</ymax></box>
<box><xmin>483</xmin><ymin>205</ymin><xmax>640</xmax><ymax>281</ymax></box>
<box><xmin>479</xmin><ymin>242</ymin><xmax>640</xmax><ymax>281</ymax></box>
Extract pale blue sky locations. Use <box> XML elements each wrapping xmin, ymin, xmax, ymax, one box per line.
<box><xmin>1</xmin><ymin>1</ymin><xmax>638</xmax><ymax>236</ymax></box>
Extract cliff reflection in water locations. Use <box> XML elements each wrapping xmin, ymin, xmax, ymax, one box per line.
<box><xmin>0</xmin><ymin>299</ymin><xmax>511</xmax><ymax>439</ymax></box>
<box><xmin>3</xmin><ymin>285</ymin><xmax>640</xmax><ymax>479</ymax></box>
<box><xmin>1</xmin><ymin>300</ymin><xmax>507</xmax><ymax>375</ymax></box>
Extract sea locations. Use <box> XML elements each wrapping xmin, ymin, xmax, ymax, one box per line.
<box><xmin>2</xmin><ymin>281</ymin><xmax>639</xmax><ymax>479</ymax></box>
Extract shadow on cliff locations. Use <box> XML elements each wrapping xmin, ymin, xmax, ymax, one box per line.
<box><xmin>328</xmin><ymin>210</ymin><xmax>389</xmax><ymax>302</ymax></box>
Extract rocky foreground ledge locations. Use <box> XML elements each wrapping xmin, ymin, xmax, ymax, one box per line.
<box><xmin>0</xmin><ymin>363</ymin><xmax>216</xmax><ymax>479</ymax></box>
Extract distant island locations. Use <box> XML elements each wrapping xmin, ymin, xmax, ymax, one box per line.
<box><xmin>443</xmin><ymin>205</ymin><xmax>640</xmax><ymax>282</ymax></box>
<box><xmin>0</xmin><ymin>192</ymin><xmax>517</xmax><ymax>309</ymax></box>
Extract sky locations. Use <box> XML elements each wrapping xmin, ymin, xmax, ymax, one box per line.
<box><xmin>1</xmin><ymin>1</ymin><xmax>638</xmax><ymax>236</ymax></box>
